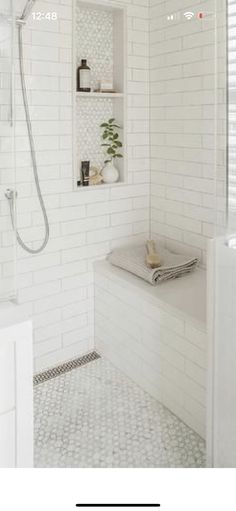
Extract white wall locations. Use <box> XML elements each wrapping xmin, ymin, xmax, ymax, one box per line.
<box><xmin>11</xmin><ymin>0</ymin><xmax>227</xmax><ymax>372</ymax></box>
<box><xmin>0</xmin><ymin>1</ymin><xmax>17</xmax><ymax>300</ymax></box>
<box><xmin>14</xmin><ymin>0</ymin><xmax>150</xmax><ymax>372</ymax></box>
<box><xmin>95</xmin><ymin>260</ymin><xmax>207</xmax><ymax>438</ymax></box>
<box><xmin>0</xmin><ymin>310</ymin><xmax>33</xmax><ymax>468</ymax></box>
<box><xmin>208</xmin><ymin>238</ymin><xmax>236</xmax><ymax>467</ymax></box>
<box><xmin>150</xmin><ymin>0</ymin><xmax>227</xmax><ymax>265</ymax></box>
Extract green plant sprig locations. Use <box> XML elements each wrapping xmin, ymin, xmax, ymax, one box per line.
<box><xmin>100</xmin><ymin>118</ymin><xmax>123</xmax><ymax>164</ymax></box>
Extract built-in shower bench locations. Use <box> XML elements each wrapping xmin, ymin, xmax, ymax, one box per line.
<box><xmin>94</xmin><ymin>260</ymin><xmax>207</xmax><ymax>438</ymax></box>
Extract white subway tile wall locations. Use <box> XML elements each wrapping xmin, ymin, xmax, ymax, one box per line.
<box><xmin>150</xmin><ymin>0</ymin><xmax>227</xmax><ymax>264</ymax></box>
<box><xmin>14</xmin><ymin>0</ymin><xmax>150</xmax><ymax>371</ymax></box>
<box><xmin>94</xmin><ymin>261</ymin><xmax>207</xmax><ymax>437</ymax></box>
<box><xmin>0</xmin><ymin>4</ymin><xmax>16</xmax><ymax>300</ymax></box>
<box><xmin>10</xmin><ymin>0</ymin><xmax>226</xmax><ymax>372</ymax></box>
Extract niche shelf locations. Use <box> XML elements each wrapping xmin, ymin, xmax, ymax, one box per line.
<box><xmin>76</xmin><ymin>92</ymin><xmax>124</xmax><ymax>98</ymax></box>
<box><xmin>73</xmin><ymin>0</ymin><xmax>127</xmax><ymax>189</ymax></box>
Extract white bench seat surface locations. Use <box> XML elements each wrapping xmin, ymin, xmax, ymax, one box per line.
<box><xmin>95</xmin><ymin>260</ymin><xmax>206</xmax><ymax>329</ymax></box>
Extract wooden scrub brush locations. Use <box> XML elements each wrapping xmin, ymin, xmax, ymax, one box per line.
<box><xmin>146</xmin><ymin>240</ymin><xmax>161</xmax><ymax>269</ymax></box>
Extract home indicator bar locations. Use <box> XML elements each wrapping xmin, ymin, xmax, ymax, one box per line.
<box><xmin>75</xmin><ymin>505</ymin><xmax>161</xmax><ymax>509</ymax></box>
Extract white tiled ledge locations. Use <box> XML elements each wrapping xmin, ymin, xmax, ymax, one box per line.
<box><xmin>0</xmin><ymin>301</ymin><xmax>30</xmax><ymax>330</ymax></box>
<box><xmin>94</xmin><ymin>260</ymin><xmax>207</xmax><ymax>438</ymax></box>
<box><xmin>94</xmin><ymin>260</ymin><xmax>207</xmax><ymax>330</ymax></box>
<box><xmin>76</xmin><ymin>92</ymin><xmax>124</xmax><ymax>98</ymax></box>
<box><xmin>76</xmin><ymin>182</ymin><xmax>126</xmax><ymax>191</ymax></box>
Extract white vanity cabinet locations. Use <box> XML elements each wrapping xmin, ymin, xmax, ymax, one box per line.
<box><xmin>0</xmin><ymin>304</ymin><xmax>33</xmax><ymax>468</ymax></box>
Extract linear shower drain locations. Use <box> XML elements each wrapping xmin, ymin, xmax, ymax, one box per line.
<box><xmin>33</xmin><ymin>351</ymin><xmax>101</xmax><ymax>385</ymax></box>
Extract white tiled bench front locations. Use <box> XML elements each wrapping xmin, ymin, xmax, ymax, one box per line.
<box><xmin>94</xmin><ymin>260</ymin><xmax>207</xmax><ymax>439</ymax></box>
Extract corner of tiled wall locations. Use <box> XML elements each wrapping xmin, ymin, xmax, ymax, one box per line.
<box><xmin>150</xmin><ymin>0</ymin><xmax>227</xmax><ymax>266</ymax></box>
<box><xmin>13</xmin><ymin>0</ymin><xmax>150</xmax><ymax>372</ymax></box>
<box><xmin>9</xmin><ymin>0</ymin><xmax>227</xmax><ymax>372</ymax></box>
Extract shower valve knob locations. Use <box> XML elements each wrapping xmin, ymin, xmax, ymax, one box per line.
<box><xmin>5</xmin><ymin>189</ymin><xmax>17</xmax><ymax>201</ymax></box>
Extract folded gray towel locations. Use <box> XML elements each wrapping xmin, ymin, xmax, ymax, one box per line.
<box><xmin>107</xmin><ymin>244</ymin><xmax>199</xmax><ymax>286</ymax></box>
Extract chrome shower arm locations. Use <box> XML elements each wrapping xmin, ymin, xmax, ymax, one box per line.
<box><xmin>20</xmin><ymin>0</ymin><xmax>37</xmax><ymax>21</ymax></box>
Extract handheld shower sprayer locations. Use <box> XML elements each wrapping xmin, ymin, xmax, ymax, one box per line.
<box><xmin>6</xmin><ymin>0</ymin><xmax>50</xmax><ymax>254</ymax></box>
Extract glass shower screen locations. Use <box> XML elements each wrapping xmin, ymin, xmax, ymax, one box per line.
<box><xmin>228</xmin><ymin>0</ymin><xmax>236</xmax><ymax>235</ymax></box>
<box><xmin>0</xmin><ymin>0</ymin><xmax>16</xmax><ymax>301</ymax></box>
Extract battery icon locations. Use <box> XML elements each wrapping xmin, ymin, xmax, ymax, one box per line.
<box><xmin>198</xmin><ymin>11</ymin><xmax>215</xmax><ymax>19</ymax></box>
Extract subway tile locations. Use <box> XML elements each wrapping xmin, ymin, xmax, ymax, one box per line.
<box><xmin>94</xmin><ymin>263</ymin><xmax>207</xmax><ymax>436</ymax></box>
<box><xmin>10</xmin><ymin>0</ymin><xmax>223</xmax><ymax>383</ymax></box>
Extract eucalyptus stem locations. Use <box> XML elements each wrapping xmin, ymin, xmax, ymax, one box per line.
<box><xmin>100</xmin><ymin>118</ymin><xmax>123</xmax><ymax>164</ymax></box>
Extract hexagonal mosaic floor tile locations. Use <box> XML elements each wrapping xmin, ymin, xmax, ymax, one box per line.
<box><xmin>34</xmin><ymin>358</ymin><xmax>205</xmax><ymax>468</ymax></box>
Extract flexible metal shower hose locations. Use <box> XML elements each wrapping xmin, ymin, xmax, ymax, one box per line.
<box><xmin>8</xmin><ymin>23</ymin><xmax>50</xmax><ymax>254</ymax></box>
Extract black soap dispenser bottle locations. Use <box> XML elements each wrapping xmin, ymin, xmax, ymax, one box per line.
<box><xmin>77</xmin><ymin>59</ymin><xmax>91</xmax><ymax>92</ymax></box>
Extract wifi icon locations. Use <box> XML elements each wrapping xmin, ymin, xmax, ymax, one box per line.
<box><xmin>184</xmin><ymin>11</ymin><xmax>195</xmax><ymax>20</ymax></box>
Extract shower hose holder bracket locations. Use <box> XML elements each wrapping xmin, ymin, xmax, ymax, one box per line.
<box><xmin>16</xmin><ymin>18</ymin><xmax>26</xmax><ymax>26</ymax></box>
<box><xmin>5</xmin><ymin>189</ymin><xmax>17</xmax><ymax>202</ymax></box>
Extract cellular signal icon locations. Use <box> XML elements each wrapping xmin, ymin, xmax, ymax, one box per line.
<box><xmin>184</xmin><ymin>11</ymin><xmax>195</xmax><ymax>20</ymax></box>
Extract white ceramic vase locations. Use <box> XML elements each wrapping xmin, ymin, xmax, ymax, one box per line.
<box><xmin>102</xmin><ymin>160</ymin><xmax>119</xmax><ymax>184</ymax></box>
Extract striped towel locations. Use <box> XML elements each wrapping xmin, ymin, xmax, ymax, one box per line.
<box><xmin>107</xmin><ymin>244</ymin><xmax>199</xmax><ymax>286</ymax></box>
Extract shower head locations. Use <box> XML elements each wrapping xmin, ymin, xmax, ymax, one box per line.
<box><xmin>20</xmin><ymin>0</ymin><xmax>37</xmax><ymax>21</ymax></box>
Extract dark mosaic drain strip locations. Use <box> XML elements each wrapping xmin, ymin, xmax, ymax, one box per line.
<box><xmin>33</xmin><ymin>351</ymin><xmax>101</xmax><ymax>386</ymax></box>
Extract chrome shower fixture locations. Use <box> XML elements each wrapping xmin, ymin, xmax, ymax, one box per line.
<box><xmin>6</xmin><ymin>0</ymin><xmax>50</xmax><ymax>254</ymax></box>
<box><xmin>18</xmin><ymin>0</ymin><xmax>37</xmax><ymax>22</ymax></box>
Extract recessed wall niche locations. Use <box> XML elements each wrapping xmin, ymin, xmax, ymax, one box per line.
<box><xmin>73</xmin><ymin>0</ymin><xmax>126</xmax><ymax>189</ymax></box>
